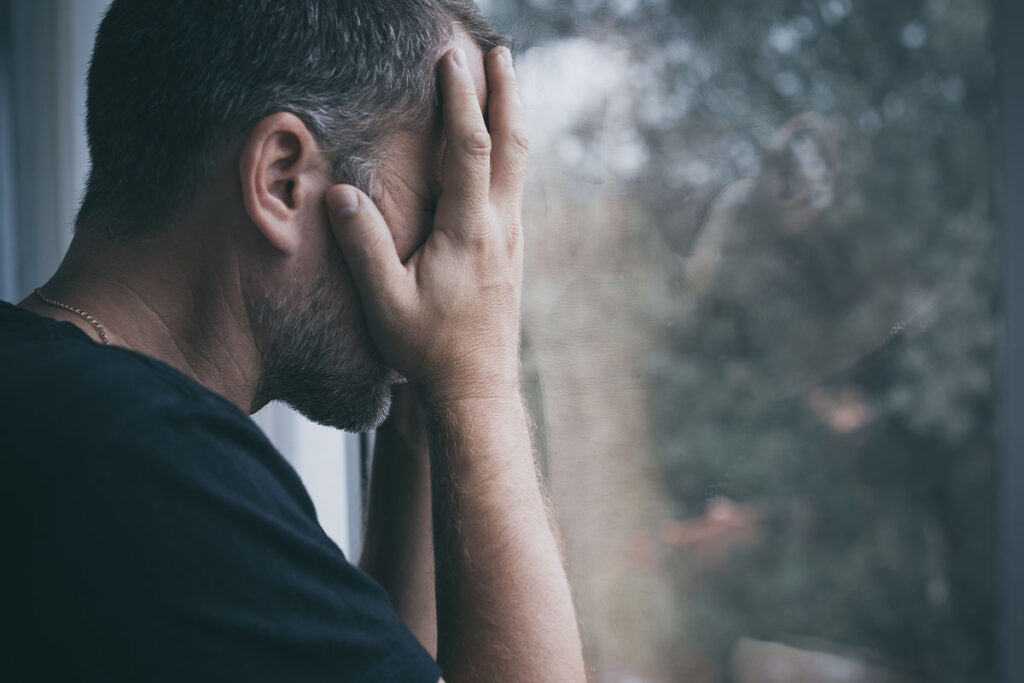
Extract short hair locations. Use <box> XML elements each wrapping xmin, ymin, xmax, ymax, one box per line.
<box><xmin>78</xmin><ymin>0</ymin><xmax>508</xmax><ymax>238</ymax></box>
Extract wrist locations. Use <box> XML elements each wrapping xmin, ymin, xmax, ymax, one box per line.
<box><xmin>417</xmin><ymin>389</ymin><xmax>532</xmax><ymax>468</ymax></box>
<box><xmin>412</xmin><ymin>362</ymin><xmax>522</xmax><ymax>409</ymax></box>
<box><xmin>415</xmin><ymin>384</ymin><xmax>524</xmax><ymax>420</ymax></box>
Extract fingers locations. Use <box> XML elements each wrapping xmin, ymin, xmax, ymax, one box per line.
<box><xmin>438</xmin><ymin>48</ymin><xmax>492</xmax><ymax>237</ymax></box>
<box><xmin>485</xmin><ymin>47</ymin><xmax>529</xmax><ymax>207</ymax></box>
<box><xmin>326</xmin><ymin>185</ymin><xmax>408</xmax><ymax>309</ymax></box>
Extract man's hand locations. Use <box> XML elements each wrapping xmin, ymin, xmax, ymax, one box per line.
<box><xmin>325</xmin><ymin>45</ymin><xmax>528</xmax><ymax>404</ymax></box>
<box><xmin>327</xmin><ymin>45</ymin><xmax>585</xmax><ymax>683</ymax></box>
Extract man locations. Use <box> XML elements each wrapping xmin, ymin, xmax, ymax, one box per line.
<box><xmin>0</xmin><ymin>1</ymin><xmax>585</xmax><ymax>681</ymax></box>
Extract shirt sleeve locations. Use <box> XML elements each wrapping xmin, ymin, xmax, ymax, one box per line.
<box><xmin>24</xmin><ymin>377</ymin><xmax>441</xmax><ymax>683</ymax></box>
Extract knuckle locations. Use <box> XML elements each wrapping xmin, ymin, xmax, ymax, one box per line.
<box><xmin>507</xmin><ymin>128</ymin><xmax>531</xmax><ymax>156</ymax></box>
<box><xmin>507</xmin><ymin>222</ymin><xmax>524</xmax><ymax>253</ymax></box>
<box><xmin>466</xmin><ymin>210</ymin><xmax>497</xmax><ymax>242</ymax></box>
<box><xmin>492</xmin><ymin>80</ymin><xmax>522</xmax><ymax>103</ymax></box>
<box><xmin>462</xmin><ymin>129</ymin><xmax>493</xmax><ymax>156</ymax></box>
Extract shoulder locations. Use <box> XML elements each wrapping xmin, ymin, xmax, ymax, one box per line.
<box><xmin>0</xmin><ymin>306</ymin><xmax>442</xmax><ymax>682</ymax></box>
<box><xmin>1</xmin><ymin>306</ymin><xmax>268</xmax><ymax>466</ymax></box>
<box><xmin>1</xmin><ymin>304</ymin><xmax>318</xmax><ymax>520</ymax></box>
<box><xmin>3</xmin><ymin>315</ymin><xmax>233</xmax><ymax>430</ymax></box>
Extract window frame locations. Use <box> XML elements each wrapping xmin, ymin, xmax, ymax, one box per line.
<box><xmin>0</xmin><ymin>0</ymin><xmax>16</xmax><ymax>303</ymax></box>
<box><xmin>996</xmin><ymin>0</ymin><xmax>1024</xmax><ymax>681</ymax></box>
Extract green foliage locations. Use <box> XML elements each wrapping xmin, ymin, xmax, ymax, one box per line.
<box><xmin>494</xmin><ymin>0</ymin><xmax>997</xmax><ymax>679</ymax></box>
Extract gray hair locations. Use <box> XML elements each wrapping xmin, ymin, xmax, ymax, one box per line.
<box><xmin>78</xmin><ymin>0</ymin><xmax>509</xmax><ymax>237</ymax></box>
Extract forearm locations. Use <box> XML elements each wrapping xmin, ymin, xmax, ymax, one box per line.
<box><xmin>358</xmin><ymin>399</ymin><xmax>437</xmax><ymax>655</ymax></box>
<box><xmin>325</xmin><ymin>42</ymin><xmax>579</xmax><ymax>681</ymax></box>
<box><xmin>423</xmin><ymin>392</ymin><xmax>585</xmax><ymax>682</ymax></box>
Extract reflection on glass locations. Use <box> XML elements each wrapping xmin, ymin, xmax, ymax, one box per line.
<box><xmin>485</xmin><ymin>0</ymin><xmax>996</xmax><ymax>680</ymax></box>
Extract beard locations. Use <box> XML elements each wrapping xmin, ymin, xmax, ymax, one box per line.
<box><xmin>249</xmin><ymin>249</ymin><xmax>398</xmax><ymax>432</ymax></box>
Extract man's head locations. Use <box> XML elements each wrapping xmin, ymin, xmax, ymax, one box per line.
<box><xmin>80</xmin><ymin>0</ymin><xmax>505</xmax><ymax>235</ymax></box>
<box><xmin>77</xmin><ymin>0</ymin><xmax>506</xmax><ymax>430</ymax></box>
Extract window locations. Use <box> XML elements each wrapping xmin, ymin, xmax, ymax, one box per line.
<box><xmin>481</xmin><ymin>0</ymin><xmax>1005</xmax><ymax>680</ymax></box>
<box><xmin>2</xmin><ymin>1</ymin><xmax>1013</xmax><ymax>680</ymax></box>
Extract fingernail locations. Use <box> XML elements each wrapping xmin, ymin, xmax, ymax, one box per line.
<box><xmin>500</xmin><ymin>46</ymin><xmax>513</xmax><ymax>67</ymax></box>
<box><xmin>331</xmin><ymin>187</ymin><xmax>359</xmax><ymax>217</ymax></box>
<box><xmin>453</xmin><ymin>47</ymin><xmax>467</xmax><ymax>70</ymax></box>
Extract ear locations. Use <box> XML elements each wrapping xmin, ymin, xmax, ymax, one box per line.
<box><xmin>239</xmin><ymin>112</ymin><xmax>324</xmax><ymax>254</ymax></box>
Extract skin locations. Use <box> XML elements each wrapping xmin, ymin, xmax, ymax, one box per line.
<box><xmin>328</xmin><ymin>41</ymin><xmax>586</xmax><ymax>682</ymax></box>
<box><xmin>20</xmin><ymin>30</ymin><xmax>586</xmax><ymax>683</ymax></box>
<box><xmin>358</xmin><ymin>384</ymin><xmax>438</xmax><ymax>655</ymax></box>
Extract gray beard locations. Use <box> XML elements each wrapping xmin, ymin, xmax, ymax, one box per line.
<box><xmin>250</xmin><ymin>254</ymin><xmax>396</xmax><ymax>433</ymax></box>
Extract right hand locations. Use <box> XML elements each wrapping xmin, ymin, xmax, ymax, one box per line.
<box><xmin>325</xmin><ymin>45</ymin><xmax>529</xmax><ymax>404</ymax></box>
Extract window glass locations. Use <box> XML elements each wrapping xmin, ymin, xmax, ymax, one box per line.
<box><xmin>484</xmin><ymin>0</ymin><xmax>997</xmax><ymax>680</ymax></box>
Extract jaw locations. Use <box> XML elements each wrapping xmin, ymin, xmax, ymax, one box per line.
<box><xmin>246</xmin><ymin>251</ymin><xmax>399</xmax><ymax>431</ymax></box>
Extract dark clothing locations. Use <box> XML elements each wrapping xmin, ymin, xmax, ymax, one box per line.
<box><xmin>0</xmin><ymin>301</ymin><xmax>440</xmax><ymax>682</ymax></box>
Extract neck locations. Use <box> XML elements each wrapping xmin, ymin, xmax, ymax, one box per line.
<box><xmin>23</xmin><ymin>227</ymin><xmax>262</xmax><ymax>414</ymax></box>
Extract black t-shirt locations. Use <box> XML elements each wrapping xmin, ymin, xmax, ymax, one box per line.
<box><xmin>0</xmin><ymin>301</ymin><xmax>440</xmax><ymax>682</ymax></box>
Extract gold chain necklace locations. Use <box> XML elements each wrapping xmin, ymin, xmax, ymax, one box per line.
<box><xmin>33</xmin><ymin>288</ymin><xmax>110</xmax><ymax>345</ymax></box>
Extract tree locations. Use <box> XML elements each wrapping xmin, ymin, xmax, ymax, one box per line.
<box><xmin>490</xmin><ymin>0</ymin><xmax>996</xmax><ymax>679</ymax></box>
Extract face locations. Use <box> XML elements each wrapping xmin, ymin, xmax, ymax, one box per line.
<box><xmin>375</xmin><ymin>32</ymin><xmax>489</xmax><ymax>262</ymax></box>
<box><xmin>250</xmin><ymin>242</ymin><xmax>396</xmax><ymax>431</ymax></box>
<box><xmin>252</xmin><ymin>34</ymin><xmax>489</xmax><ymax>432</ymax></box>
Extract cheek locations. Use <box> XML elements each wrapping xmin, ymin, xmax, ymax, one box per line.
<box><xmin>293</xmin><ymin>205</ymin><xmax>339</xmax><ymax>274</ymax></box>
<box><xmin>403</xmin><ymin>207</ymin><xmax>434</xmax><ymax>262</ymax></box>
<box><xmin>376</xmin><ymin>191</ymin><xmax>433</xmax><ymax>264</ymax></box>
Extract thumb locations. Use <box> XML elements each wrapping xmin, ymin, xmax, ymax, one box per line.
<box><xmin>325</xmin><ymin>185</ymin><xmax>407</xmax><ymax>307</ymax></box>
